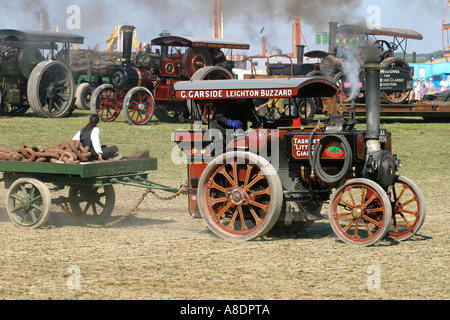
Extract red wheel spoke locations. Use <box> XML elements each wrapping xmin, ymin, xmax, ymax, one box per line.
<box><xmin>363</xmin><ymin>215</ymin><xmax>381</xmax><ymax>228</ymax></box>
<box><xmin>244</xmin><ymin>173</ymin><xmax>264</xmax><ymax>191</ymax></box>
<box><xmin>219</xmin><ymin>167</ymin><xmax>236</xmax><ymax>187</ymax></box>
<box><xmin>344</xmin><ymin>219</ymin><xmax>355</xmax><ymax>231</ymax></box>
<box><xmin>248</xmin><ymin>207</ymin><xmax>262</xmax><ymax>223</ymax></box>
<box><xmin>215</xmin><ymin>201</ymin><xmax>233</xmax><ymax>220</ymax></box>
<box><xmin>231</xmin><ymin>163</ymin><xmax>238</xmax><ymax>186</ymax></box>
<box><xmin>226</xmin><ymin>209</ymin><xmax>239</xmax><ymax>231</ymax></box>
<box><xmin>366</xmin><ymin>207</ymin><xmax>383</xmax><ymax>214</ymax></box>
<box><xmin>398</xmin><ymin>213</ymin><xmax>412</xmax><ymax>228</ymax></box>
<box><xmin>354</xmin><ymin>219</ymin><xmax>359</xmax><ymax>238</ymax></box>
<box><xmin>249</xmin><ymin>200</ymin><xmax>269</xmax><ymax>213</ymax></box>
<box><xmin>362</xmin><ymin>194</ymin><xmax>376</xmax><ymax>209</ymax></box>
<box><xmin>243</xmin><ymin>165</ymin><xmax>252</xmax><ymax>188</ymax></box>
<box><xmin>364</xmin><ymin>220</ymin><xmax>374</xmax><ymax>236</ymax></box>
<box><xmin>399</xmin><ymin>209</ymin><xmax>418</xmax><ymax>216</ymax></box>
<box><xmin>347</xmin><ymin>190</ymin><xmax>356</xmax><ymax>207</ymax></box>
<box><xmin>210</xmin><ymin>181</ymin><xmax>226</xmax><ymax>193</ymax></box>
<box><xmin>238</xmin><ymin>206</ymin><xmax>249</xmax><ymax>231</ymax></box>
<box><xmin>401</xmin><ymin>197</ymin><xmax>416</xmax><ymax>207</ymax></box>
<box><xmin>361</xmin><ymin>187</ymin><xmax>366</xmax><ymax>206</ymax></box>
<box><xmin>337</xmin><ymin>212</ymin><xmax>353</xmax><ymax>218</ymax></box>
<box><xmin>210</xmin><ymin>197</ymin><xmax>228</xmax><ymax>206</ymax></box>
<box><xmin>396</xmin><ymin>185</ymin><xmax>407</xmax><ymax>202</ymax></box>
<box><xmin>250</xmin><ymin>188</ymin><xmax>270</xmax><ymax>197</ymax></box>
<box><xmin>339</xmin><ymin>199</ymin><xmax>355</xmax><ymax>210</ymax></box>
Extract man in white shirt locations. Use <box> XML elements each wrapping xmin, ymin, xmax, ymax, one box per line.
<box><xmin>440</xmin><ymin>77</ymin><xmax>449</xmax><ymax>92</ymax></box>
<box><xmin>72</xmin><ymin>114</ymin><xmax>119</xmax><ymax>161</ymax></box>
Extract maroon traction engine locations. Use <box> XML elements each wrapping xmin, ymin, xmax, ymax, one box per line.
<box><xmin>90</xmin><ymin>25</ymin><xmax>249</xmax><ymax>125</ymax></box>
<box><xmin>172</xmin><ymin>63</ymin><xmax>426</xmax><ymax>246</ymax></box>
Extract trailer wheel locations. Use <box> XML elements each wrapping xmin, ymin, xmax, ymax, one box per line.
<box><xmin>329</xmin><ymin>178</ymin><xmax>392</xmax><ymax>246</ymax></box>
<box><xmin>27</xmin><ymin>60</ymin><xmax>75</xmax><ymax>118</ymax></box>
<box><xmin>90</xmin><ymin>84</ymin><xmax>121</xmax><ymax>122</ymax></box>
<box><xmin>75</xmin><ymin>83</ymin><xmax>95</xmax><ymax>110</ymax></box>
<box><xmin>197</xmin><ymin>151</ymin><xmax>283</xmax><ymax>241</ymax></box>
<box><xmin>6</xmin><ymin>178</ymin><xmax>52</xmax><ymax>229</ymax></box>
<box><xmin>68</xmin><ymin>185</ymin><xmax>115</xmax><ymax>225</ymax></box>
<box><xmin>123</xmin><ymin>86</ymin><xmax>155</xmax><ymax>125</ymax></box>
<box><xmin>387</xmin><ymin>176</ymin><xmax>426</xmax><ymax>241</ymax></box>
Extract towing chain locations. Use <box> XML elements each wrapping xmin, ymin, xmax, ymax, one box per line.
<box><xmin>61</xmin><ymin>186</ymin><xmax>185</xmax><ymax>228</ymax></box>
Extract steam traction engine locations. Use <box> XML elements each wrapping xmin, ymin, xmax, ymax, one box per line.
<box><xmin>172</xmin><ymin>60</ymin><xmax>426</xmax><ymax>246</ymax></box>
<box><xmin>0</xmin><ymin>29</ymin><xmax>84</xmax><ymax>118</ymax></box>
<box><xmin>90</xmin><ymin>25</ymin><xmax>249</xmax><ymax>125</ymax></box>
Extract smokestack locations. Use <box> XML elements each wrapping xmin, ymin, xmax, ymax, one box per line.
<box><xmin>328</xmin><ymin>22</ymin><xmax>338</xmax><ymax>55</ymax></box>
<box><xmin>296</xmin><ymin>45</ymin><xmax>305</xmax><ymax>64</ymax></box>
<box><xmin>363</xmin><ymin>60</ymin><xmax>381</xmax><ymax>148</ymax></box>
<box><xmin>121</xmin><ymin>25</ymin><xmax>135</xmax><ymax>65</ymax></box>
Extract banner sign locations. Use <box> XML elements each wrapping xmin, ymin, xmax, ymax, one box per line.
<box><xmin>176</xmin><ymin>88</ymin><xmax>298</xmax><ymax>100</ymax></box>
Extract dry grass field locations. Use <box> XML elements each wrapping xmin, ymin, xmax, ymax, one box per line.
<box><xmin>0</xmin><ymin>110</ymin><xmax>448</xmax><ymax>301</ymax></box>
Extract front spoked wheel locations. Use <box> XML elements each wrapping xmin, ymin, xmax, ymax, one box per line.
<box><xmin>387</xmin><ymin>176</ymin><xmax>426</xmax><ymax>241</ymax></box>
<box><xmin>329</xmin><ymin>178</ymin><xmax>392</xmax><ymax>246</ymax></box>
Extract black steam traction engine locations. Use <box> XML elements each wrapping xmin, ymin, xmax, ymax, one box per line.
<box><xmin>90</xmin><ymin>26</ymin><xmax>249</xmax><ymax>125</ymax></box>
<box><xmin>172</xmin><ymin>60</ymin><xmax>426</xmax><ymax>246</ymax></box>
<box><xmin>0</xmin><ymin>29</ymin><xmax>84</xmax><ymax>118</ymax></box>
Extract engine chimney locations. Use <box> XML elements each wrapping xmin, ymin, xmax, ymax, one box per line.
<box><xmin>363</xmin><ymin>61</ymin><xmax>381</xmax><ymax>145</ymax></box>
<box><xmin>362</xmin><ymin>57</ymin><xmax>397</xmax><ymax>189</ymax></box>
<box><xmin>121</xmin><ymin>25</ymin><xmax>135</xmax><ymax>65</ymax></box>
<box><xmin>328</xmin><ymin>22</ymin><xmax>338</xmax><ymax>55</ymax></box>
<box><xmin>296</xmin><ymin>45</ymin><xmax>305</xmax><ymax>65</ymax></box>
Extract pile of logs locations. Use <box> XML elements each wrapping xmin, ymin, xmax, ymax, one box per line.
<box><xmin>0</xmin><ymin>141</ymin><xmax>91</xmax><ymax>164</ymax></box>
<box><xmin>67</xmin><ymin>50</ymin><xmax>138</xmax><ymax>78</ymax></box>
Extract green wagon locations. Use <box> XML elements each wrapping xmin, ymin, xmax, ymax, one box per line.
<box><xmin>0</xmin><ymin>158</ymin><xmax>181</xmax><ymax>229</ymax></box>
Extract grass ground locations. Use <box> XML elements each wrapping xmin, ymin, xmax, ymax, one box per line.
<box><xmin>0</xmin><ymin>110</ymin><xmax>448</xmax><ymax>301</ymax></box>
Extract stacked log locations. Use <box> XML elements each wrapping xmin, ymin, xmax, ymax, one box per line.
<box><xmin>67</xmin><ymin>50</ymin><xmax>138</xmax><ymax>78</ymax></box>
<box><xmin>0</xmin><ymin>141</ymin><xmax>91</xmax><ymax>164</ymax></box>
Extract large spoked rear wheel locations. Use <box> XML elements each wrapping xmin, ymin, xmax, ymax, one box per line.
<box><xmin>27</xmin><ymin>61</ymin><xmax>75</xmax><ymax>118</ymax></box>
<box><xmin>90</xmin><ymin>84</ymin><xmax>122</xmax><ymax>122</ymax></box>
<box><xmin>388</xmin><ymin>176</ymin><xmax>426</xmax><ymax>241</ymax></box>
<box><xmin>197</xmin><ymin>151</ymin><xmax>283</xmax><ymax>241</ymax></box>
<box><xmin>188</xmin><ymin>66</ymin><xmax>234</xmax><ymax>124</ymax></box>
<box><xmin>68</xmin><ymin>185</ymin><xmax>115</xmax><ymax>225</ymax></box>
<box><xmin>123</xmin><ymin>87</ymin><xmax>155</xmax><ymax>125</ymax></box>
<box><xmin>6</xmin><ymin>178</ymin><xmax>52</xmax><ymax>229</ymax></box>
<box><xmin>329</xmin><ymin>178</ymin><xmax>392</xmax><ymax>247</ymax></box>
